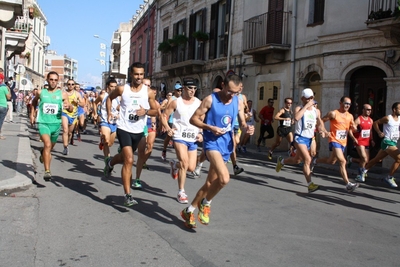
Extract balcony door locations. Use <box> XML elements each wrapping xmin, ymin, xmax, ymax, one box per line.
<box><xmin>267</xmin><ymin>0</ymin><xmax>284</xmax><ymax>44</ymax></box>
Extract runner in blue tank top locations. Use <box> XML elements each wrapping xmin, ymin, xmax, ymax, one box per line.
<box><xmin>179</xmin><ymin>74</ymin><xmax>254</xmax><ymax>229</ymax></box>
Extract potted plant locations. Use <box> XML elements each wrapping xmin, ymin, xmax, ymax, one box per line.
<box><xmin>158</xmin><ymin>41</ymin><xmax>172</xmax><ymax>53</ymax></box>
<box><xmin>28</xmin><ymin>6</ymin><xmax>40</xmax><ymax>19</ymax></box>
<box><xmin>192</xmin><ymin>31</ymin><xmax>209</xmax><ymax>42</ymax></box>
<box><xmin>169</xmin><ymin>34</ymin><xmax>189</xmax><ymax>46</ymax></box>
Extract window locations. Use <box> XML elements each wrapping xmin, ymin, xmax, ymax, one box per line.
<box><xmin>188</xmin><ymin>8</ymin><xmax>207</xmax><ymax>60</ymax></box>
<box><xmin>131</xmin><ymin>42</ymin><xmax>136</xmax><ymax>62</ymax></box>
<box><xmin>163</xmin><ymin>27</ymin><xmax>169</xmax><ymax>42</ymax></box>
<box><xmin>308</xmin><ymin>0</ymin><xmax>325</xmax><ymax>26</ymax></box>
<box><xmin>259</xmin><ymin>86</ymin><xmax>264</xmax><ymax>100</ymax></box>
<box><xmin>138</xmin><ymin>37</ymin><xmax>143</xmax><ymax>63</ymax></box>
<box><xmin>209</xmin><ymin>0</ymin><xmax>231</xmax><ymax>59</ymax></box>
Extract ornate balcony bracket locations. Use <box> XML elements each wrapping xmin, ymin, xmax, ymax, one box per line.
<box><xmin>366</xmin><ymin>18</ymin><xmax>400</xmax><ymax>44</ymax></box>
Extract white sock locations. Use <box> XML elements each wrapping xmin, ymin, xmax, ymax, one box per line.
<box><xmin>281</xmin><ymin>158</ymin><xmax>285</xmax><ymax>165</ymax></box>
<box><xmin>178</xmin><ymin>189</ymin><xmax>185</xmax><ymax>194</ymax></box>
<box><xmin>198</xmin><ymin>162</ymin><xmax>203</xmax><ymax>167</ymax></box>
<box><xmin>187</xmin><ymin>205</ymin><xmax>196</xmax><ymax>212</ymax></box>
<box><xmin>202</xmin><ymin>198</ymin><xmax>212</xmax><ymax>205</ymax></box>
<box><xmin>308</xmin><ymin>181</ymin><xmax>313</xmax><ymax>186</ymax></box>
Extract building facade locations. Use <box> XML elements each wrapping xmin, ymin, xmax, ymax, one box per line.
<box><xmin>44</xmin><ymin>50</ymin><xmax>78</xmax><ymax>87</ymax></box>
<box><xmin>126</xmin><ymin>0</ymin><xmax>400</xmax><ymax>168</ymax></box>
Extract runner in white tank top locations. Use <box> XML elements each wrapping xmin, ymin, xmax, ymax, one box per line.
<box><xmin>365</xmin><ymin>102</ymin><xmax>400</xmax><ymax>188</ymax></box>
<box><xmin>103</xmin><ymin>63</ymin><xmax>159</xmax><ymax>207</ymax></box>
<box><xmin>161</xmin><ymin>78</ymin><xmax>202</xmax><ymax>204</ymax></box>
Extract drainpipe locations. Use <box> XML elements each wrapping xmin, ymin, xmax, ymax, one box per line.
<box><xmin>226</xmin><ymin>0</ymin><xmax>235</xmax><ymax>72</ymax></box>
<box><xmin>291</xmin><ymin>0</ymin><xmax>297</xmax><ymax>102</ymax></box>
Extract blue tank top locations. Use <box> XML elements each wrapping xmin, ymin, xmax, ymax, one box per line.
<box><xmin>203</xmin><ymin>92</ymin><xmax>238</xmax><ymax>156</ymax></box>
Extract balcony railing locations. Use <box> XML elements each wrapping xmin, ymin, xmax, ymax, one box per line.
<box><xmin>367</xmin><ymin>0</ymin><xmax>399</xmax><ymax>21</ymax></box>
<box><xmin>8</xmin><ymin>16</ymin><xmax>30</xmax><ymax>33</ymax></box>
<box><xmin>243</xmin><ymin>11</ymin><xmax>290</xmax><ymax>52</ymax></box>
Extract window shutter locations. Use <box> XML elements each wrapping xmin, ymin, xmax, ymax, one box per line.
<box><xmin>188</xmin><ymin>14</ymin><xmax>196</xmax><ymax>60</ymax></box>
<box><xmin>209</xmin><ymin>3</ymin><xmax>218</xmax><ymax>60</ymax></box>
<box><xmin>224</xmin><ymin>0</ymin><xmax>232</xmax><ymax>56</ymax></box>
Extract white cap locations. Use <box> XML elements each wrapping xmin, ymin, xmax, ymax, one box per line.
<box><xmin>302</xmin><ymin>88</ymin><xmax>314</xmax><ymax>98</ymax></box>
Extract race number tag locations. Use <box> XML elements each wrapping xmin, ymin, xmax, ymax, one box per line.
<box><xmin>305</xmin><ymin>119</ymin><xmax>315</xmax><ymax>129</ymax></box>
<box><xmin>361</xmin><ymin>129</ymin><xmax>370</xmax><ymax>138</ymax></box>
<box><xmin>390</xmin><ymin>131</ymin><xmax>399</xmax><ymax>141</ymax></box>
<box><xmin>336</xmin><ymin>130</ymin><xmax>347</xmax><ymax>140</ymax></box>
<box><xmin>181</xmin><ymin>128</ymin><xmax>196</xmax><ymax>140</ymax></box>
<box><xmin>283</xmin><ymin>119</ymin><xmax>291</xmax><ymax>127</ymax></box>
<box><xmin>43</xmin><ymin>103</ymin><xmax>58</xmax><ymax>114</ymax></box>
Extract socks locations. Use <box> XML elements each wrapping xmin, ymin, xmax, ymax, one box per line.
<box><xmin>187</xmin><ymin>205</ymin><xmax>195</xmax><ymax>213</ymax></box>
<box><xmin>202</xmin><ymin>198</ymin><xmax>212</xmax><ymax>205</ymax></box>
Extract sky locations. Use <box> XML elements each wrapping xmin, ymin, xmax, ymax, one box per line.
<box><xmin>40</xmin><ymin>0</ymin><xmax>143</xmax><ymax>87</ymax></box>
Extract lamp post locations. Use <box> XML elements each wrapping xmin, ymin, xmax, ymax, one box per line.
<box><xmin>93</xmin><ymin>34</ymin><xmax>111</xmax><ymax>78</ymax></box>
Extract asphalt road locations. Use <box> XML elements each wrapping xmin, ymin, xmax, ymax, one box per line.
<box><xmin>1</xmin><ymin>123</ymin><xmax>399</xmax><ymax>267</ymax></box>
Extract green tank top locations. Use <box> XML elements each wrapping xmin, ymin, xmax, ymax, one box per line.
<box><xmin>37</xmin><ymin>89</ymin><xmax>63</xmax><ymax>124</ymax></box>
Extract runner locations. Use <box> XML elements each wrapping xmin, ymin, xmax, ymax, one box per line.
<box><xmin>180</xmin><ymin>74</ymin><xmax>254</xmax><ymax>228</ymax></box>
<box><xmin>268</xmin><ymin>97</ymin><xmax>294</xmax><ymax>160</ymax></box>
<box><xmin>161</xmin><ymin>83</ymin><xmax>182</xmax><ymax>161</ymax></box>
<box><xmin>93</xmin><ymin>77</ymin><xmax>119</xmax><ymax>163</ymax></box>
<box><xmin>363</xmin><ymin>102</ymin><xmax>400</xmax><ymax>188</ymax></box>
<box><xmin>31</xmin><ymin>71</ymin><xmax>72</xmax><ymax>181</ymax></box>
<box><xmin>347</xmin><ymin>104</ymin><xmax>374</xmax><ymax>182</ymax></box>
<box><xmin>275</xmin><ymin>89</ymin><xmax>328</xmax><ymax>192</ymax></box>
<box><xmin>103</xmin><ymin>62</ymin><xmax>158</xmax><ymax>206</ymax></box>
<box><xmin>238</xmin><ymin>99</ymin><xmax>259</xmax><ymax>153</ymax></box>
<box><xmin>161</xmin><ymin>77</ymin><xmax>202</xmax><ymax>203</ymax></box>
<box><xmin>311</xmin><ymin>96</ymin><xmax>359</xmax><ymax>192</ymax></box>
<box><xmin>61</xmin><ymin>79</ymin><xmax>85</xmax><ymax>155</ymax></box>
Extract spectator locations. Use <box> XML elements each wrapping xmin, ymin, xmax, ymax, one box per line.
<box><xmin>0</xmin><ymin>73</ymin><xmax>11</xmax><ymax>139</ymax></box>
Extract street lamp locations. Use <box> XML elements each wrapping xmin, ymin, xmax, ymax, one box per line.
<box><xmin>93</xmin><ymin>34</ymin><xmax>111</xmax><ymax>78</ymax></box>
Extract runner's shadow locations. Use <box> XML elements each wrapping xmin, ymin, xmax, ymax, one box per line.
<box><xmin>132</xmin><ymin>197</ymin><xmax>196</xmax><ymax>232</ymax></box>
<box><xmin>52</xmin><ymin>175</ymin><xmax>128</xmax><ymax>213</ymax></box>
<box><xmin>0</xmin><ymin>159</ymin><xmax>35</xmax><ymax>181</ymax></box>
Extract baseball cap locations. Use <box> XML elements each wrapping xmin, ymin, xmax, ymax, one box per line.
<box><xmin>302</xmin><ymin>88</ymin><xmax>314</xmax><ymax>98</ymax></box>
<box><xmin>175</xmin><ymin>83</ymin><xmax>183</xmax><ymax>90</ymax></box>
<box><xmin>183</xmin><ymin>77</ymin><xmax>196</xmax><ymax>86</ymax></box>
<box><xmin>314</xmin><ymin>101</ymin><xmax>318</xmax><ymax>104</ymax></box>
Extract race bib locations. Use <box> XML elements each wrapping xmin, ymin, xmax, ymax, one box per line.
<box><xmin>181</xmin><ymin>127</ymin><xmax>196</xmax><ymax>140</ymax></box>
<box><xmin>336</xmin><ymin>130</ymin><xmax>347</xmax><ymax>140</ymax></box>
<box><xmin>43</xmin><ymin>103</ymin><xmax>58</xmax><ymax>115</ymax></box>
<box><xmin>127</xmin><ymin>109</ymin><xmax>139</xmax><ymax>122</ymax></box>
<box><xmin>361</xmin><ymin>129</ymin><xmax>370</xmax><ymax>138</ymax></box>
<box><xmin>390</xmin><ymin>131</ymin><xmax>399</xmax><ymax>141</ymax></box>
<box><xmin>305</xmin><ymin>119</ymin><xmax>315</xmax><ymax>129</ymax></box>
<box><xmin>222</xmin><ymin>123</ymin><xmax>232</xmax><ymax>133</ymax></box>
<box><xmin>283</xmin><ymin>119</ymin><xmax>291</xmax><ymax>127</ymax></box>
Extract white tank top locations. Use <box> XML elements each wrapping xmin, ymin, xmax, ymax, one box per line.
<box><xmin>295</xmin><ymin>106</ymin><xmax>317</xmax><ymax>138</ymax></box>
<box><xmin>172</xmin><ymin>97</ymin><xmax>201</xmax><ymax>142</ymax></box>
<box><xmin>100</xmin><ymin>92</ymin><xmax>120</xmax><ymax>124</ymax></box>
<box><xmin>383</xmin><ymin>114</ymin><xmax>400</xmax><ymax>141</ymax></box>
<box><xmin>117</xmin><ymin>83</ymin><xmax>150</xmax><ymax>133</ymax></box>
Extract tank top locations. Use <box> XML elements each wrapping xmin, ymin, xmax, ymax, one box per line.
<box><xmin>233</xmin><ymin>94</ymin><xmax>244</xmax><ymax>127</ymax></box>
<box><xmin>354</xmin><ymin>116</ymin><xmax>373</xmax><ymax>146</ymax></box>
<box><xmin>203</xmin><ymin>92</ymin><xmax>238</xmax><ymax>155</ymax></box>
<box><xmin>168</xmin><ymin>95</ymin><xmax>177</xmax><ymax>123</ymax></box>
<box><xmin>37</xmin><ymin>89</ymin><xmax>63</xmax><ymax>124</ymax></box>
<box><xmin>173</xmin><ymin>97</ymin><xmax>201</xmax><ymax>142</ymax></box>
<box><xmin>295</xmin><ymin>106</ymin><xmax>317</xmax><ymax>138</ymax></box>
<box><xmin>383</xmin><ymin>114</ymin><xmax>400</xmax><ymax>141</ymax></box>
<box><xmin>279</xmin><ymin>108</ymin><xmax>292</xmax><ymax>128</ymax></box>
<box><xmin>63</xmin><ymin>90</ymin><xmax>78</xmax><ymax>117</ymax></box>
<box><xmin>116</xmin><ymin>83</ymin><xmax>150</xmax><ymax>134</ymax></box>
<box><xmin>329</xmin><ymin>110</ymin><xmax>352</xmax><ymax>146</ymax></box>
<box><xmin>100</xmin><ymin>92</ymin><xmax>120</xmax><ymax>124</ymax></box>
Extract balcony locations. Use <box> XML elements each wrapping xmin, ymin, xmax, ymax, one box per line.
<box><xmin>111</xmin><ymin>31</ymin><xmax>120</xmax><ymax>50</ymax></box>
<box><xmin>160</xmin><ymin>45</ymin><xmax>205</xmax><ymax>76</ymax></box>
<box><xmin>0</xmin><ymin>0</ymin><xmax>23</xmax><ymax>28</ymax></box>
<box><xmin>243</xmin><ymin>11</ymin><xmax>290</xmax><ymax>64</ymax></box>
<box><xmin>366</xmin><ymin>0</ymin><xmax>400</xmax><ymax>43</ymax></box>
<box><xmin>5</xmin><ymin>15</ymin><xmax>31</xmax><ymax>55</ymax></box>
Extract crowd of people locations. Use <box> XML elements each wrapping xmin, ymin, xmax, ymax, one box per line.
<box><xmin>14</xmin><ymin>62</ymin><xmax>400</xmax><ymax>229</ymax></box>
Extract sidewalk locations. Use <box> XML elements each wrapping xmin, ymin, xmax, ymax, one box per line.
<box><xmin>0</xmin><ymin>113</ymin><xmax>34</xmax><ymax>192</ymax></box>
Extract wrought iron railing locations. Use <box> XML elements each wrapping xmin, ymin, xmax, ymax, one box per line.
<box><xmin>367</xmin><ymin>0</ymin><xmax>400</xmax><ymax>21</ymax></box>
<box><xmin>243</xmin><ymin>11</ymin><xmax>290</xmax><ymax>51</ymax></box>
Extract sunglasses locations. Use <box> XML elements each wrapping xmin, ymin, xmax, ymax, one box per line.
<box><xmin>68</xmin><ymin>83</ymin><xmax>75</xmax><ymax>86</ymax></box>
<box><xmin>49</xmin><ymin>79</ymin><xmax>58</xmax><ymax>81</ymax></box>
<box><xmin>343</xmin><ymin>102</ymin><xmax>351</xmax><ymax>106</ymax></box>
<box><xmin>167</xmin><ymin>94</ymin><xmax>172</xmax><ymax>97</ymax></box>
<box><xmin>365</xmin><ymin>108</ymin><xmax>372</xmax><ymax>111</ymax></box>
<box><xmin>286</xmin><ymin>102</ymin><xmax>292</xmax><ymax>104</ymax></box>
<box><xmin>187</xmin><ymin>86</ymin><xmax>197</xmax><ymax>90</ymax></box>
<box><xmin>176</xmin><ymin>90</ymin><xmax>182</xmax><ymax>92</ymax></box>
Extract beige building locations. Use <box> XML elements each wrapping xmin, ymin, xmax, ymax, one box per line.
<box><xmin>142</xmin><ymin>0</ymin><xmax>399</xmax><ymax>169</ymax></box>
<box><xmin>44</xmin><ymin>50</ymin><xmax>78</xmax><ymax>87</ymax></box>
<box><xmin>1</xmin><ymin>0</ymin><xmax>49</xmax><ymax>90</ymax></box>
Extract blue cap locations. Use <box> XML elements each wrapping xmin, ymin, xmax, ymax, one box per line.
<box><xmin>175</xmin><ymin>83</ymin><xmax>183</xmax><ymax>90</ymax></box>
